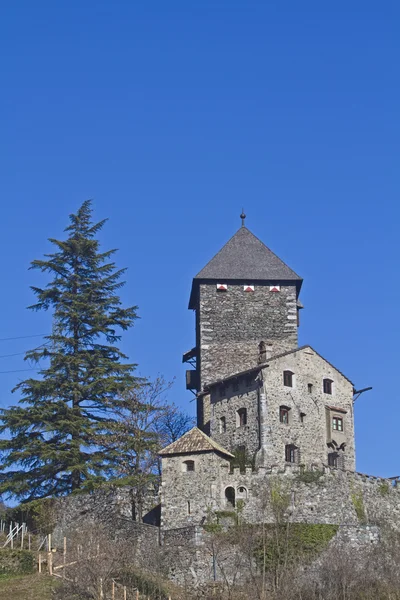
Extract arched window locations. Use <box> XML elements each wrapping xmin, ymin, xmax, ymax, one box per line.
<box><xmin>225</xmin><ymin>486</ymin><xmax>236</xmax><ymax>508</ymax></box>
<box><xmin>279</xmin><ymin>406</ymin><xmax>290</xmax><ymax>424</ymax></box>
<box><xmin>219</xmin><ymin>416</ymin><xmax>226</xmax><ymax>433</ymax></box>
<box><xmin>323</xmin><ymin>378</ymin><xmax>333</xmax><ymax>395</ymax></box>
<box><xmin>283</xmin><ymin>370</ymin><xmax>293</xmax><ymax>387</ymax></box>
<box><xmin>285</xmin><ymin>444</ymin><xmax>299</xmax><ymax>464</ymax></box>
<box><xmin>237</xmin><ymin>485</ymin><xmax>248</xmax><ymax>499</ymax></box>
<box><xmin>182</xmin><ymin>460</ymin><xmax>195</xmax><ymax>472</ymax></box>
<box><xmin>236</xmin><ymin>408</ymin><xmax>247</xmax><ymax>427</ymax></box>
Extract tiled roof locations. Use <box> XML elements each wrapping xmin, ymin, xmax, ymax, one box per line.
<box><xmin>194</xmin><ymin>226</ymin><xmax>302</xmax><ymax>282</ymax></box>
<box><xmin>189</xmin><ymin>226</ymin><xmax>302</xmax><ymax>307</ymax></box>
<box><xmin>159</xmin><ymin>427</ymin><xmax>234</xmax><ymax>458</ymax></box>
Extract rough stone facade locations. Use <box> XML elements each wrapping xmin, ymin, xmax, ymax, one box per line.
<box><xmin>205</xmin><ymin>346</ymin><xmax>355</xmax><ymax>473</ymax></box>
<box><xmin>197</xmin><ymin>282</ymin><xmax>298</xmax><ymax>391</ymax></box>
<box><xmin>160</xmin><ymin>461</ymin><xmax>400</xmax><ymax>531</ymax></box>
<box><xmin>160</xmin><ymin>451</ymin><xmax>231</xmax><ymax>531</ymax></box>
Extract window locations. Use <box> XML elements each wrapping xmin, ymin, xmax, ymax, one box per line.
<box><xmin>225</xmin><ymin>487</ymin><xmax>236</xmax><ymax>508</ymax></box>
<box><xmin>237</xmin><ymin>408</ymin><xmax>247</xmax><ymax>427</ymax></box>
<box><xmin>183</xmin><ymin>460</ymin><xmax>195</xmax><ymax>472</ymax></box>
<box><xmin>219</xmin><ymin>416</ymin><xmax>226</xmax><ymax>433</ymax></box>
<box><xmin>323</xmin><ymin>378</ymin><xmax>333</xmax><ymax>395</ymax></box>
<box><xmin>283</xmin><ymin>370</ymin><xmax>293</xmax><ymax>387</ymax></box>
<box><xmin>279</xmin><ymin>406</ymin><xmax>290</xmax><ymax>424</ymax></box>
<box><xmin>300</xmin><ymin>412</ymin><xmax>306</xmax><ymax>423</ymax></box>
<box><xmin>328</xmin><ymin>452</ymin><xmax>339</xmax><ymax>467</ymax></box>
<box><xmin>285</xmin><ymin>444</ymin><xmax>298</xmax><ymax>463</ymax></box>
<box><xmin>187</xmin><ymin>500</ymin><xmax>191</xmax><ymax>515</ymax></box>
<box><xmin>308</xmin><ymin>383</ymin><xmax>313</xmax><ymax>393</ymax></box>
<box><xmin>237</xmin><ymin>486</ymin><xmax>248</xmax><ymax>499</ymax></box>
<box><xmin>332</xmin><ymin>416</ymin><xmax>343</xmax><ymax>432</ymax></box>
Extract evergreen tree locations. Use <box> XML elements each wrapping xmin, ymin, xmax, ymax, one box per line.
<box><xmin>0</xmin><ymin>201</ymin><xmax>139</xmax><ymax>501</ymax></box>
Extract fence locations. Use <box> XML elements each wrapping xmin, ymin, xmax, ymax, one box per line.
<box><xmin>37</xmin><ymin>534</ymin><xmax>174</xmax><ymax>600</ymax></box>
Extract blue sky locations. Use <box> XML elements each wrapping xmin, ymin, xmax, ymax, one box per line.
<box><xmin>0</xmin><ymin>1</ymin><xmax>399</xmax><ymax>476</ymax></box>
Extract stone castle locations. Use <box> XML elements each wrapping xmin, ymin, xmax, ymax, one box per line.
<box><xmin>54</xmin><ymin>216</ymin><xmax>399</xmax><ymax>589</ymax></box>
<box><xmin>158</xmin><ymin>214</ymin><xmax>388</xmax><ymax>532</ymax></box>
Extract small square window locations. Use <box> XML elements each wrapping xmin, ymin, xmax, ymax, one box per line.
<box><xmin>308</xmin><ymin>383</ymin><xmax>313</xmax><ymax>393</ymax></box>
<box><xmin>237</xmin><ymin>408</ymin><xmax>247</xmax><ymax>427</ymax></box>
<box><xmin>283</xmin><ymin>370</ymin><xmax>293</xmax><ymax>387</ymax></box>
<box><xmin>285</xmin><ymin>444</ymin><xmax>298</xmax><ymax>463</ymax></box>
<box><xmin>323</xmin><ymin>379</ymin><xmax>333</xmax><ymax>395</ymax></box>
<box><xmin>280</xmin><ymin>406</ymin><xmax>290</xmax><ymax>424</ymax></box>
<box><xmin>332</xmin><ymin>417</ymin><xmax>343</xmax><ymax>432</ymax></box>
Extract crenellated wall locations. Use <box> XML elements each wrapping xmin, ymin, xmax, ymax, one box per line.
<box><xmin>161</xmin><ymin>457</ymin><xmax>400</xmax><ymax>531</ymax></box>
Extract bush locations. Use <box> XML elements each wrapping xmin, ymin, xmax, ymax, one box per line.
<box><xmin>0</xmin><ymin>549</ymin><xmax>35</xmax><ymax>575</ymax></box>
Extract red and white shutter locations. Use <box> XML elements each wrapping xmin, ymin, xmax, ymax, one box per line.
<box><xmin>269</xmin><ymin>285</ymin><xmax>281</xmax><ymax>292</ymax></box>
<box><xmin>243</xmin><ymin>285</ymin><xmax>255</xmax><ymax>292</ymax></box>
<box><xmin>217</xmin><ymin>283</ymin><xmax>228</xmax><ymax>291</ymax></box>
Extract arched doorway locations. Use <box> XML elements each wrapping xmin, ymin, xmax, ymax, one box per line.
<box><xmin>225</xmin><ymin>486</ymin><xmax>235</xmax><ymax>508</ymax></box>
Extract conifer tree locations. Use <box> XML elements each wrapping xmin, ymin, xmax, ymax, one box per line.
<box><xmin>0</xmin><ymin>201</ymin><xmax>139</xmax><ymax>501</ymax></box>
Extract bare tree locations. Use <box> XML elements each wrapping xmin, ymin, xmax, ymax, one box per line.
<box><xmin>99</xmin><ymin>376</ymin><xmax>193</xmax><ymax>521</ymax></box>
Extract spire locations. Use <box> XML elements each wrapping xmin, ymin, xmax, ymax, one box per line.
<box><xmin>240</xmin><ymin>209</ymin><xmax>246</xmax><ymax>227</ymax></box>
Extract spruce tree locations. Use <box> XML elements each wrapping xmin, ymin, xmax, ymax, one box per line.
<box><xmin>0</xmin><ymin>201</ymin><xmax>139</xmax><ymax>501</ymax></box>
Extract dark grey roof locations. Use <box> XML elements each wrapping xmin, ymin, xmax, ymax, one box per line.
<box><xmin>189</xmin><ymin>226</ymin><xmax>302</xmax><ymax>307</ymax></box>
<box><xmin>195</xmin><ymin>226</ymin><xmax>302</xmax><ymax>281</ymax></box>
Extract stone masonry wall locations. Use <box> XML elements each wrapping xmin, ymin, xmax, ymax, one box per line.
<box><xmin>161</xmin><ymin>452</ymin><xmax>231</xmax><ymax>530</ymax></box>
<box><xmin>161</xmin><ymin>459</ymin><xmax>400</xmax><ymax>532</ymax></box>
<box><xmin>197</xmin><ymin>283</ymin><xmax>298</xmax><ymax>390</ymax></box>
<box><xmin>261</xmin><ymin>348</ymin><xmax>355</xmax><ymax>470</ymax></box>
<box><xmin>210</xmin><ymin>379</ymin><xmax>260</xmax><ymax>458</ymax></box>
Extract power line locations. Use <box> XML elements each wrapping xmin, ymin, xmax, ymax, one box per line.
<box><xmin>0</xmin><ymin>368</ymin><xmax>40</xmax><ymax>374</ymax></box>
<box><xmin>0</xmin><ymin>334</ymin><xmax>49</xmax><ymax>342</ymax></box>
<box><xmin>0</xmin><ymin>344</ymin><xmax>49</xmax><ymax>359</ymax></box>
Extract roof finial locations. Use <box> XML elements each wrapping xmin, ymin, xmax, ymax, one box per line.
<box><xmin>240</xmin><ymin>209</ymin><xmax>246</xmax><ymax>227</ymax></box>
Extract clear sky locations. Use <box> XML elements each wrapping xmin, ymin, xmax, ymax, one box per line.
<box><xmin>0</xmin><ymin>1</ymin><xmax>399</xmax><ymax>477</ymax></box>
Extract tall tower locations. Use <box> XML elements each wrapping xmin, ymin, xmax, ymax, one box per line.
<box><xmin>183</xmin><ymin>213</ymin><xmax>303</xmax><ymax>396</ymax></box>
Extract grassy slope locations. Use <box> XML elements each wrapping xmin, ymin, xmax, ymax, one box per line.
<box><xmin>0</xmin><ymin>574</ymin><xmax>56</xmax><ymax>600</ymax></box>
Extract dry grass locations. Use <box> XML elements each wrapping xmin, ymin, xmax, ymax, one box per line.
<box><xmin>0</xmin><ymin>573</ymin><xmax>56</xmax><ymax>600</ymax></box>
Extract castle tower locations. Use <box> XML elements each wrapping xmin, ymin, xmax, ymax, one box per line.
<box><xmin>183</xmin><ymin>213</ymin><xmax>303</xmax><ymax>399</ymax></box>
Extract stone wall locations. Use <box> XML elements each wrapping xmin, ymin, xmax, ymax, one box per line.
<box><xmin>261</xmin><ymin>347</ymin><xmax>355</xmax><ymax>470</ymax></box>
<box><xmin>204</xmin><ymin>346</ymin><xmax>355</xmax><ymax>472</ymax></box>
<box><xmin>160</xmin><ymin>452</ymin><xmax>231</xmax><ymax>530</ymax></box>
<box><xmin>197</xmin><ymin>283</ymin><xmax>298</xmax><ymax>391</ymax></box>
<box><xmin>51</xmin><ymin>486</ymin><xmax>160</xmax><ymax>552</ymax></box>
<box><xmin>161</xmin><ymin>455</ymin><xmax>400</xmax><ymax>531</ymax></box>
<box><xmin>210</xmin><ymin>381</ymin><xmax>260</xmax><ymax>458</ymax></box>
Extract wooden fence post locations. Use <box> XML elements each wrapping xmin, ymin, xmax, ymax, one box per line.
<box><xmin>123</xmin><ymin>585</ymin><xmax>127</xmax><ymax>600</ymax></box>
<box><xmin>112</xmin><ymin>579</ymin><xmax>115</xmax><ymax>600</ymax></box>
<box><xmin>63</xmin><ymin>537</ymin><xmax>67</xmax><ymax>578</ymax></box>
<box><xmin>38</xmin><ymin>553</ymin><xmax>42</xmax><ymax>574</ymax></box>
<box><xmin>48</xmin><ymin>533</ymin><xmax>53</xmax><ymax>576</ymax></box>
<box><xmin>136</xmin><ymin>590</ymin><xmax>139</xmax><ymax>600</ymax></box>
<box><xmin>99</xmin><ymin>577</ymin><xmax>104</xmax><ymax>600</ymax></box>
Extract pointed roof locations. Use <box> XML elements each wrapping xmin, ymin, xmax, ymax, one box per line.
<box><xmin>189</xmin><ymin>226</ymin><xmax>302</xmax><ymax>307</ymax></box>
<box><xmin>159</xmin><ymin>427</ymin><xmax>234</xmax><ymax>458</ymax></box>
